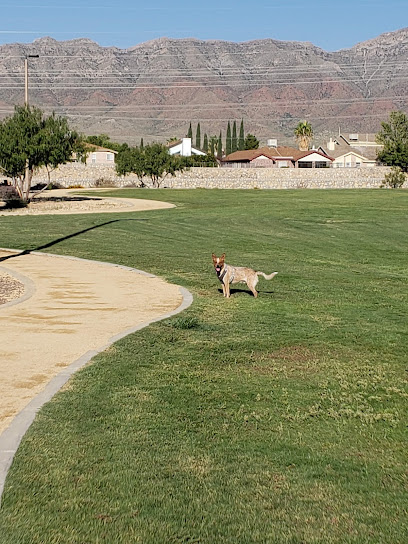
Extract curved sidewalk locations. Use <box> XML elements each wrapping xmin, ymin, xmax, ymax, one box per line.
<box><xmin>0</xmin><ymin>248</ymin><xmax>193</xmax><ymax>500</ymax></box>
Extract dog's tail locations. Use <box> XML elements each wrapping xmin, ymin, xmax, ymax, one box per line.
<box><xmin>257</xmin><ymin>271</ymin><xmax>278</xmax><ymax>280</ymax></box>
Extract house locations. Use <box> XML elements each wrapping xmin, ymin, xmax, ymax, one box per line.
<box><xmin>75</xmin><ymin>144</ymin><xmax>117</xmax><ymax>165</ymax></box>
<box><xmin>222</xmin><ymin>146</ymin><xmax>333</xmax><ymax>168</ymax></box>
<box><xmin>167</xmin><ymin>138</ymin><xmax>206</xmax><ymax>157</ymax></box>
<box><xmin>318</xmin><ymin>133</ymin><xmax>382</xmax><ymax>168</ymax></box>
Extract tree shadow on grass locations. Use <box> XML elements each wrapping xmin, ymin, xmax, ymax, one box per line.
<box><xmin>0</xmin><ymin>218</ymin><xmax>147</xmax><ymax>263</ymax></box>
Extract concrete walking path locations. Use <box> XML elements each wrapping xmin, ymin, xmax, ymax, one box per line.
<box><xmin>0</xmin><ymin>248</ymin><xmax>193</xmax><ymax>500</ymax></box>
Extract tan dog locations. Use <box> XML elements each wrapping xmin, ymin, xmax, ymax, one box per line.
<box><xmin>212</xmin><ymin>253</ymin><xmax>278</xmax><ymax>298</ymax></box>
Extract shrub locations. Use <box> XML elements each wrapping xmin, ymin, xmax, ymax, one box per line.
<box><xmin>381</xmin><ymin>167</ymin><xmax>406</xmax><ymax>188</ymax></box>
<box><xmin>94</xmin><ymin>178</ymin><xmax>117</xmax><ymax>188</ymax></box>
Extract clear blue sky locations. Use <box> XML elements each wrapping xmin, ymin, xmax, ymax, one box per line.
<box><xmin>0</xmin><ymin>0</ymin><xmax>407</xmax><ymax>51</ymax></box>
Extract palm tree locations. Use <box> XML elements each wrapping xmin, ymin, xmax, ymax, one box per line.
<box><xmin>294</xmin><ymin>120</ymin><xmax>313</xmax><ymax>151</ymax></box>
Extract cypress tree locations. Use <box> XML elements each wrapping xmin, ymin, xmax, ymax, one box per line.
<box><xmin>196</xmin><ymin>122</ymin><xmax>201</xmax><ymax>149</ymax></box>
<box><xmin>232</xmin><ymin>120</ymin><xmax>238</xmax><ymax>152</ymax></box>
<box><xmin>226</xmin><ymin>121</ymin><xmax>232</xmax><ymax>156</ymax></box>
<box><xmin>209</xmin><ymin>136</ymin><xmax>216</xmax><ymax>156</ymax></box>
<box><xmin>203</xmin><ymin>133</ymin><xmax>208</xmax><ymax>153</ymax></box>
<box><xmin>187</xmin><ymin>122</ymin><xmax>192</xmax><ymax>139</ymax></box>
<box><xmin>140</xmin><ymin>137</ymin><xmax>144</xmax><ymax>149</ymax></box>
<box><xmin>217</xmin><ymin>131</ymin><xmax>223</xmax><ymax>158</ymax></box>
<box><xmin>238</xmin><ymin>119</ymin><xmax>245</xmax><ymax>150</ymax></box>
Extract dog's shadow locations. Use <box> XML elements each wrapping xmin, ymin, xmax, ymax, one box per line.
<box><xmin>218</xmin><ymin>288</ymin><xmax>275</xmax><ymax>297</ymax></box>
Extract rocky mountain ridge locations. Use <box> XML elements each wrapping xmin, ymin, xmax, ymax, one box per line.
<box><xmin>0</xmin><ymin>28</ymin><xmax>407</xmax><ymax>145</ymax></box>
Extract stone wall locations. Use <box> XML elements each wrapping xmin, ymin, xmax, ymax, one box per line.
<box><xmin>32</xmin><ymin>164</ymin><xmax>404</xmax><ymax>190</ymax></box>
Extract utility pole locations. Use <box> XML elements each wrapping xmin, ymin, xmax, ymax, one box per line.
<box><xmin>24</xmin><ymin>54</ymin><xmax>39</xmax><ymax>197</ymax></box>
<box><xmin>24</xmin><ymin>54</ymin><xmax>39</xmax><ymax>106</ymax></box>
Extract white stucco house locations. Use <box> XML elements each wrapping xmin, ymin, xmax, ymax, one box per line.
<box><xmin>167</xmin><ymin>138</ymin><xmax>206</xmax><ymax>157</ymax></box>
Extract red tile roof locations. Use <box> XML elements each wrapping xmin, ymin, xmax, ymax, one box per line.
<box><xmin>223</xmin><ymin>146</ymin><xmax>333</xmax><ymax>162</ymax></box>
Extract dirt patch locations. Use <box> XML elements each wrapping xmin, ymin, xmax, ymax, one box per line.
<box><xmin>0</xmin><ymin>189</ymin><xmax>174</xmax><ymax>216</ymax></box>
<box><xmin>0</xmin><ymin>271</ymin><xmax>24</xmax><ymax>305</ymax></box>
<box><xmin>250</xmin><ymin>346</ymin><xmax>319</xmax><ymax>375</ymax></box>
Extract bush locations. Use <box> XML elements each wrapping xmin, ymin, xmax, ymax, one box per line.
<box><xmin>4</xmin><ymin>197</ymin><xmax>28</xmax><ymax>209</ymax></box>
<box><xmin>381</xmin><ymin>167</ymin><xmax>406</xmax><ymax>188</ymax></box>
<box><xmin>93</xmin><ymin>178</ymin><xmax>117</xmax><ymax>188</ymax></box>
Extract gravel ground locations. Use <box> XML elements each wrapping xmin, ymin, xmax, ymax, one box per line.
<box><xmin>0</xmin><ymin>194</ymin><xmax>130</xmax><ymax>215</ymax></box>
<box><xmin>0</xmin><ymin>271</ymin><xmax>24</xmax><ymax>304</ymax></box>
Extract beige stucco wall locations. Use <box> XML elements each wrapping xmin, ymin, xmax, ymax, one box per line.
<box><xmin>31</xmin><ymin>164</ymin><xmax>405</xmax><ymax>190</ymax></box>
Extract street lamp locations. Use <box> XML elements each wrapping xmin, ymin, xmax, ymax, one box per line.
<box><xmin>24</xmin><ymin>54</ymin><xmax>39</xmax><ymax>106</ymax></box>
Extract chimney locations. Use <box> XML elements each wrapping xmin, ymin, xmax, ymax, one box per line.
<box><xmin>181</xmin><ymin>138</ymin><xmax>192</xmax><ymax>157</ymax></box>
<box><xmin>327</xmin><ymin>138</ymin><xmax>335</xmax><ymax>151</ymax></box>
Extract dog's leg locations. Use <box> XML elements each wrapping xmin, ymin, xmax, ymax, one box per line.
<box><xmin>248</xmin><ymin>276</ymin><xmax>259</xmax><ymax>298</ymax></box>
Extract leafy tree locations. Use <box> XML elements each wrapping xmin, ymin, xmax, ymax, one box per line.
<box><xmin>187</xmin><ymin>122</ymin><xmax>192</xmax><ymax>139</ymax></box>
<box><xmin>376</xmin><ymin>111</ymin><xmax>408</xmax><ymax>171</ymax></box>
<box><xmin>217</xmin><ymin>131</ymin><xmax>223</xmax><ymax>158</ymax></box>
<box><xmin>196</xmin><ymin>122</ymin><xmax>201</xmax><ymax>149</ymax></box>
<box><xmin>294</xmin><ymin>120</ymin><xmax>313</xmax><ymax>150</ymax></box>
<box><xmin>115</xmin><ymin>146</ymin><xmax>145</xmax><ymax>185</ymax></box>
<box><xmin>116</xmin><ymin>143</ymin><xmax>185</xmax><ymax>188</ymax></box>
<box><xmin>244</xmin><ymin>133</ymin><xmax>259</xmax><ymax>150</ymax></box>
<box><xmin>226</xmin><ymin>121</ymin><xmax>232</xmax><ymax>156</ymax></box>
<box><xmin>203</xmin><ymin>133</ymin><xmax>208</xmax><ymax>153</ymax></box>
<box><xmin>232</xmin><ymin>120</ymin><xmax>238</xmax><ymax>152</ymax></box>
<box><xmin>0</xmin><ymin>105</ymin><xmax>83</xmax><ymax>204</ymax></box>
<box><xmin>84</xmin><ymin>134</ymin><xmax>121</xmax><ymax>152</ymax></box>
<box><xmin>238</xmin><ymin>119</ymin><xmax>245</xmax><ymax>151</ymax></box>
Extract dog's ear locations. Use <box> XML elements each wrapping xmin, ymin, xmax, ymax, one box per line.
<box><xmin>211</xmin><ymin>253</ymin><xmax>217</xmax><ymax>264</ymax></box>
<box><xmin>220</xmin><ymin>253</ymin><xmax>225</xmax><ymax>262</ymax></box>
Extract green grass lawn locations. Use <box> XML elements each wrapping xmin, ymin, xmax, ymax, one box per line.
<box><xmin>0</xmin><ymin>189</ymin><xmax>407</xmax><ymax>543</ymax></box>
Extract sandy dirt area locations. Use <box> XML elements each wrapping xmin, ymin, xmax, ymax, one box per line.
<box><xmin>0</xmin><ymin>188</ymin><xmax>175</xmax><ymax>216</ymax></box>
<box><xmin>0</xmin><ymin>250</ymin><xmax>184</xmax><ymax>435</ymax></box>
<box><xmin>0</xmin><ymin>191</ymin><xmax>184</xmax><ymax>435</ymax></box>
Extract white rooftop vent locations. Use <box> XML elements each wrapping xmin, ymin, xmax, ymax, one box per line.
<box><xmin>349</xmin><ymin>134</ymin><xmax>359</xmax><ymax>141</ymax></box>
<box><xmin>267</xmin><ymin>138</ymin><xmax>278</xmax><ymax>148</ymax></box>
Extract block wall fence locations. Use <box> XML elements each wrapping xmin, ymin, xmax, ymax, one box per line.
<box><xmin>31</xmin><ymin>164</ymin><xmax>406</xmax><ymax>190</ymax></box>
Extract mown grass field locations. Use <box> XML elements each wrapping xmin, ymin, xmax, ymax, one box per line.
<box><xmin>0</xmin><ymin>189</ymin><xmax>407</xmax><ymax>543</ymax></box>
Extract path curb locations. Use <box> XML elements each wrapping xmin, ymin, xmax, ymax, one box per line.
<box><xmin>0</xmin><ymin>250</ymin><xmax>193</xmax><ymax>503</ymax></box>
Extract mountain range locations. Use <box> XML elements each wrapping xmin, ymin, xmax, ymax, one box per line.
<box><xmin>0</xmin><ymin>28</ymin><xmax>407</xmax><ymax>146</ymax></box>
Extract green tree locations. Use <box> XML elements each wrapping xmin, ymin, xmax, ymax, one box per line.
<box><xmin>115</xmin><ymin>146</ymin><xmax>145</xmax><ymax>185</ymax></box>
<box><xmin>232</xmin><ymin>120</ymin><xmax>238</xmax><ymax>153</ymax></box>
<box><xmin>226</xmin><ymin>121</ymin><xmax>232</xmax><ymax>156</ymax></box>
<box><xmin>140</xmin><ymin>137</ymin><xmax>144</xmax><ymax>149</ymax></box>
<box><xmin>217</xmin><ymin>131</ymin><xmax>223</xmax><ymax>158</ymax></box>
<box><xmin>203</xmin><ymin>133</ymin><xmax>208</xmax><ymax>153</ymax></box>
<box><xmin>294</xmin><ymin>120</ymin><xmax>313</xmax><ymax>151</ymax></box>
<box><xmin>376</xmin><ymin>111</ymin><xmax>408</xmax><ymax>171</ymax></box>
<box><xmin>0</xmin><ymin>105</ymin><xmax>83</xmax><ymax>204</ymax></box>
<box><xmin>238</xmin><ymin>119</ymin><xmax>245</xmax><ymax>151</ymax></box>
<box><xmin>187</xmin><ymin>122</ymin><xmax>192</xmax><ymax>139</ymax></box>
<box><xmin>116</xmin><ymin>143</ymin><xmax>185</xmax><ymax>188</ymax></box>
<box><xmin>84</xmin><ymin>134</ymin><xmax>121</xmax><ymax>152</ymax></box>
<box><xmin>196</xmin><ymin>122</ymin><xmax>201</xmax><ymax>149</ymax></box>
<box><xmin>244</xmin><ymin>133</ymin><xmax>259</xmax><ymax>150</ymax></box>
